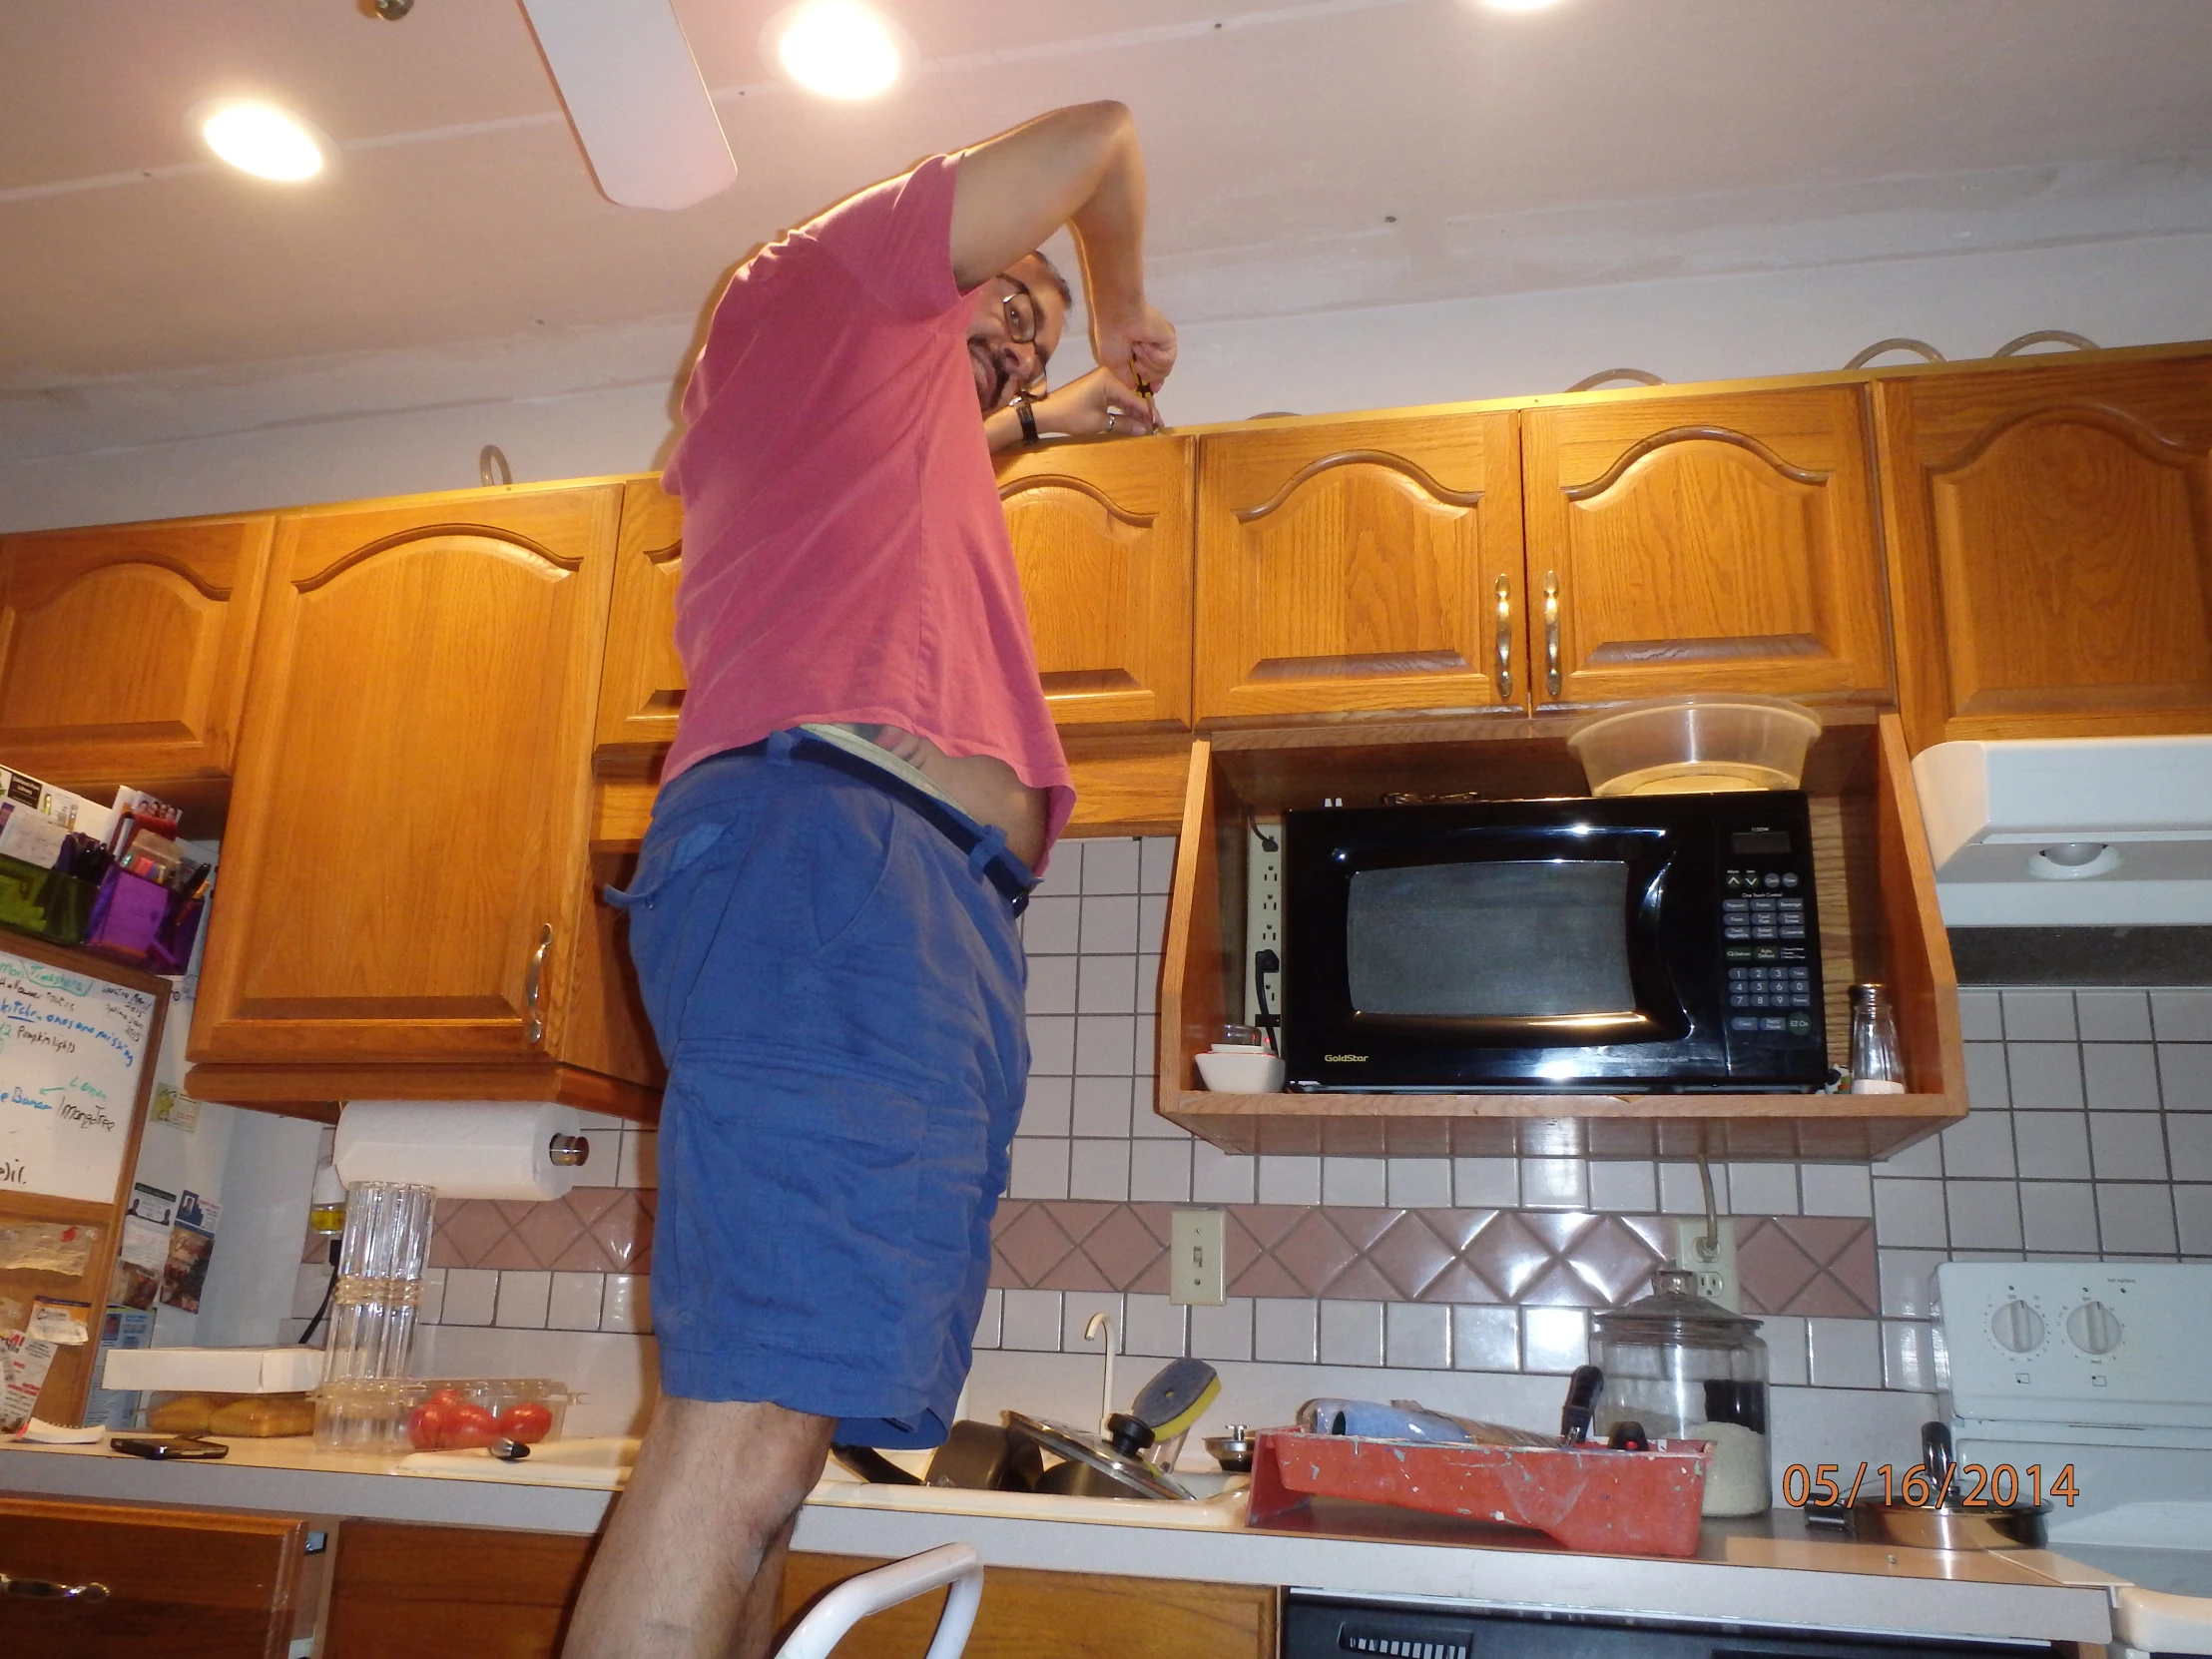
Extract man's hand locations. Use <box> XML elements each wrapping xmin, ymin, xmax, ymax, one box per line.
<box><xmin>1092</xmin><ymin>301</ymin><xmax>1177</xmax><ymax>400</ymax></box>
<box><xmin>984</xmin><ymin>367</ymin><xmax>1160</xmax><ymax>452</ymax></box>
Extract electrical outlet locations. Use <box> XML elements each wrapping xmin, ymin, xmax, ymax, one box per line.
<box><xmin>1170</xmin><ymin>1208</ymin><xmax>1227</xmax><ymax>1306</ymax></box>
<box><xmin>1244</xmin><ymin>819</ymin><xmax>1283</xmax><ymax>1027</ymax></box>
<box><xmin>1673</xmin><ymin>1216</ymin><xmax>1741</xmax><ymax>1311</ymax></box>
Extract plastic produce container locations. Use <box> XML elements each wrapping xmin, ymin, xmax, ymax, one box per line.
<box><xmin>311</xmin><ymin>1377</ymin><xmax>578</xmax><ymax>1453</ymax></box>
<box><xmin>1568</xmin><ymin>694</ymin><xmax>1820</xmax><ymax>797</ymax></box>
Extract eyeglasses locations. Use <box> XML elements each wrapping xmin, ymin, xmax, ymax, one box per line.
<box><xmin>999</xmin><ymin>276</ymin><xmax>1043</xmax><ymax>347</ymax></box>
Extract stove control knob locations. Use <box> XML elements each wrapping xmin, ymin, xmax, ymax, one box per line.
<box><xmin>2065</xmin><ymin>1300</ymin><xmax>2122</xmax><ymax>1356</ymax></box>
<box><xmin>1990</xmin><ymin>1298</ymin><xmax>2045</xmax><ymax>1353</ymax></box>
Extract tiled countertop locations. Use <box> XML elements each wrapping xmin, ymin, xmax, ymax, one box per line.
<box><xmin>0</xmin><ymin>1437</ymin><xmax>2117</xmax><ymax>1645</ymax></box>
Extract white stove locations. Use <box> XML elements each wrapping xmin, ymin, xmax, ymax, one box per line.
<box><xmin>1939</xmin><ymin>1261</ymin><xmax>2212</xmax><ymax>1656</ymax></box>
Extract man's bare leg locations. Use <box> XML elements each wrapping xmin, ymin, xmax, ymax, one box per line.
<box><xmin>563</xmin><ymin>1395</ymin><xmax>835</xmax><ymax>1659</ymax></box>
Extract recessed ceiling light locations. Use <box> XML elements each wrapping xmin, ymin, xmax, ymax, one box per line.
<box><xmin>191</xmin><ymin>100</ymin><xmax>334</xmax><ymax>182</ymax></box>
<box><xmin>762</xmin><ymin>0</ymin><xmax>911</xmax><ymax>101</ymax></box>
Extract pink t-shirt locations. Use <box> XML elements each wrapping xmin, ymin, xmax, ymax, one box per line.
<box><xmin>660</xmin><ymin>155</ymin><xmax>1074</xmax><ymax>855</ymax></box>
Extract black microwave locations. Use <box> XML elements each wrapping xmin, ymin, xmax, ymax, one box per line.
<box><xmin>1280</xmin><ymin>793</ymin><xmax>1826</xmax><ymax>1093</ymax></box>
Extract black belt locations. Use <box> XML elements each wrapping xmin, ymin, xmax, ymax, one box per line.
<box><xmin>719</xmin><ymin>733</ymin><xmax>1037</xmax><ymax>913</ymax></box>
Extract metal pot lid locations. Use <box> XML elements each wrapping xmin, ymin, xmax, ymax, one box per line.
<box><xmin>1000</xmin><ymin>1411</ymin><xmax>1193</xmax><ymax>1501</ymax></box>
<box><xmin>1592</xmin><ymin>1267</ymin><xmax>1764</xmax><ymax>1347</ymax></box>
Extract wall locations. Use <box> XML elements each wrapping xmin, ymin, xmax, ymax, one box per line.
<box><xmin>289</xmin><ymin>832</ymin><xmax>2211</xmax><ymax>1467</ymax></box>
<box><xmin>5</xmin><ymin>229</ymin><xmax>2211</xmax><ymax>534</ymax></box>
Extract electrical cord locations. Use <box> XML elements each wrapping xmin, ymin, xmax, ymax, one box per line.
<box><xmin>297</xmin><ymin>1239</ymin><xmax>339</xmax><ymax>1346</ymax></box>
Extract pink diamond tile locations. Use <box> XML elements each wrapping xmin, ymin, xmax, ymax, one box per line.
<box><xmin>1222</xmin><ymin>1212</ymin><xmax>1271</xmax><ymax>1286</ymax></box>
<box><xmin>480</xmin><ymin>1227</ymin><xmax>548</xmax><ymax>1271</ymax></box>
<box><xmin>993</xmin><ymin>1204</ymin><xmax>1079</xmax><ymax>1287</ymax></box>
<box><xmin>991</xmin><ymin>1200</ymin><xmax>1033</xmax><ymax>1238</ymax></box>
<box><xmin>1622</xmin><ymin>1215</ymin><xmax>1672</xmax><ymax>1255</ymax></box>
<box><xmin>1565</xmin><ymin>1217</ymin><xmax>1666</xmax><ymax>1307</ymax></box>
<box><xmin>990</xmin><ymin>1243</ymin><xmax>1021</xmax><ymax>1288</ymax></box>
<box><xmin>564</xmin><ymin>1185</ymin><xmax>630</xmax><ymax>1228</ymax></box>
<box><xmin>1237</xmin><ymin>1206</ymin><xmax>1313</xmax><ymax>1250</ymax></box>
<box><xmin>550</xmin><ymin>1231</ymin><xmax>619</xmax><ymax>1273</ymax></box>
<box><xmin>1273</xmin><ymin>1211</ymin><xmax>1363</xmax><ymax>1296</ymax></box>
<box><xmin>1518</xmin><ymin>1211</ymin><xmax>1599</xmax><ymax>1253</ymax></box>
<box><xmin>514</xmin><ymin>1196</ymin><xmax>593</xmax><ymax>1269</ymax></box>
<box><xmin>1045</xmin><ymin>1201</ymin><xmax>1120</xmax><ymax>1244</ymax></box>
<box><xmin>1037</xmin><ymin>1249</ymin><xmax>1116</xmax><ymax>1292</ymax></box>
<box><xmin>1330</xmin><ymin>1207</ymin><xmax>1402</xmax><ymax>1252</ymax></box>
<box><xmin>1128</xmin><ymin>1204</ymin><xmax>1177</xmax><ymax>1246</ymax></box>
<box><xmin>1826</xmin><ymin>1227</ymin><xmax>1878</xmax><ymax>1314</ymax></box>
<box><xmin>1786</xmin><ymin>1267</ymin><xmax>1874</xmax><ymax>1319</ymax></box>
<box><xmin>1518</xmin><ymin>1260</ymin><xmax>1604</xmax><ymax>1309</ymax></box>
<box><xmin>1419</xmin><ymin>1261</ymin><xmax>1496</xmax><ymax>1304</ymax></box>
<box><xmin>1738</xmin><ymin>1220</ymin><xmax>1820</xmax><ymax>1316</ymax></box>
<box><xmin>434</xmin><ymin>1200</ymin><xmax>515</xmax><ymax>1271</ymax></box>
<box><xmin>493</xmin><ymin>1199</ymin><xmax>543</xmax><ymax>1230</ymax></box>
<box><xmin>1078</xmin><ymin>1208</ymin><xmax>1167</xmax><ymax>1288</ymax></box>
<box><xmin>1411</xmin><ymin>1208</ymin><xmax>1497</xmax><ymax>1254</ymax></box>
<box><xmin>1774</xmin><ymin>1216</ymin><xmax>1870</xmax><ymax>1269</ymax></box>
<box><xmin>1318</xmin><ymin>1258</ymin><xmax>1400</xmax><ymax>1302</ymax></box>
<box><xmin>1463</xmin><ymin>1213</ymin><xmax>1553</xmax><ymax>1300</ymax></box>
<box><xmin>1367</xmin><ymin>1214</ymin><xmax>1456</xmax><ymax>1301</ymax></box>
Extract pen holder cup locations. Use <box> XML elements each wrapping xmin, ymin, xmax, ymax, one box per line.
<box><xmin>83</xmin><ymin>866</ymin><xmax>207</xmax><ymax>970</ymax></box>
<box><xmin>0</xmin><ymin>853</ymin><xmax>98</xmax><ymax>946</ymax></box>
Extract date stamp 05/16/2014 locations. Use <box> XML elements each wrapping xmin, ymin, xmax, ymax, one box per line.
<box><xmin>1782</xmin><ymin>1463</ymin><xmax>2080</xmax><ymax>1509</ymax></box>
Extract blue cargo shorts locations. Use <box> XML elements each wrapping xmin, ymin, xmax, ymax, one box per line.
<box><xmin>606</xmin><ymin>734</ymin><xmax>1032</xmax><ymax>1447</ymax></box>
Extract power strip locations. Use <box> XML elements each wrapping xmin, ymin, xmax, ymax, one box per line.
<box><xmin>1244</xmin><ymin>818</ymin><xmax>1283</xmax><ymax>1028</ymax></box>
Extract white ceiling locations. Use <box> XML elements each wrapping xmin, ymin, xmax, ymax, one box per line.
<box><xmin>4</xmin><ymin>0</ymin><xmax>2210</xmax><ymax>395</ymax></box>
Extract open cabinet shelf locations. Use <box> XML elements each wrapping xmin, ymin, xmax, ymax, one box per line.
<box><xmin>1154</xmin><ymin>712</ymin><xmax>1964</xmax><ymax>1161</ymax></box>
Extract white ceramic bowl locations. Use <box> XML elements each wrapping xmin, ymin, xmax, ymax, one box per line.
<box><xmin>1195</xmin><ymin>1050</ymin><xmax>1286</xmax><ymax>1093</ymax></box>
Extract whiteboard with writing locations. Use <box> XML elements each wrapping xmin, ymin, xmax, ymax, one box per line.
<box><xmin>0</xmin><ymin>946</ymin><xmax>156</xmax><ymax>1204</ymax></box>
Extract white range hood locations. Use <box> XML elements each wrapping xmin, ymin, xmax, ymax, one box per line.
<box><xmin>1912</xmin><ymin>736</ymin><xmax>2212</xmax><ymax>926</ymax></box>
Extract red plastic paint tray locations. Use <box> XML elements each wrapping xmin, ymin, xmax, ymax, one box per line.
<box><xmin>1245</xmin><ymin>1430</ymin><xmax>1711</xmax><ymax>1558</ymax></box>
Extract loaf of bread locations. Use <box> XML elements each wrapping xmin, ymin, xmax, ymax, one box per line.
<box><xmin>147</xmin><ymin>1393</ymin><xmax>215</xmax><ymax>1434</ymax></box>
<box><xmin>208</xmin><ymin>1393</ymin><xmax>316</xmax><ymax>1437</ymax></box>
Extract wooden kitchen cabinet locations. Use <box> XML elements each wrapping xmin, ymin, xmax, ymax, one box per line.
<box><xmin>1194</xmin><ymin>409</ymin><xmax>1526</xmax><ymax>724</ymax></box>
<box><xmin>1875</xmin><ymin>349</ymin><xmax>2212</xmax><ymax>751</ymax></box>
<box><xmin>1520</xmin><ymin>385</ymin><xmax>1892</xmax><ymax>708</ymax></box>
<box><xmin>0</xmin><ymin>1496</ymin><xmax>328</xmax><ymax>1659</ymax></box>
<box><xmin>0</xmin><ymin>512</ymin><xmax>274</xmax><ymax>799</ymax></box>
<box><xmin>997</xmin><ymin>433</ymin><xmax>1195</xmax><ymax>730</ymax></box>
<box><xmin>185</xmin><ymin>482</ymin><xmax>647</xmax><ymax>1112</ymax></box>
<box><xmin>322</xmin><ymin>1522</ymin><xmax>1276</xmax><ymax>1659</ymax></box>
<box><xmin>593</xmin><ymin>478</ymin><xmax>687</xmax><ymax>766</ymax></box>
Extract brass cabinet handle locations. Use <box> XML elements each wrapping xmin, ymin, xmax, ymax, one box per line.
<box><xmin>1492</xmin><ymin>575</ymin><xmax>1514</xmax><ymax>703</ymax></box>
<box><xmin>525</xmin><ymin>922</ymin><xmax>552</xmax><ymax>1044</ymax></box>
<box><xmin>1543</xmin><ymin>572</ymin><xmax>1562</xmax><ymax>699</ymax></box>
<box><xmin>0</xmin><ymin>1572</ymin><xmax>111</xmax><ymax>1603</ymax></box>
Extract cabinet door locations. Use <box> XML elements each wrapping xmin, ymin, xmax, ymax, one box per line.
<box><xmin>0</xmin><ymin>1497</ymin><xmax>316</xmax><ymax>1659</ymax></box>
<box><xmin>1194</xmin><ymin>411</ymin><xmax>1524</xmax><ymax>722</ymax></box>
<box><xmin>1522</xmin><ymin>387</ymin><xmax>1891</xmax><ymax>706</ymax></box>
<box><xmin>0</xmin><ymin>514</ymin><xmax>273</xmax><ymax>788</ymax></box>
<box><xmin>997</xmin><ymin>435</ymin><xmax>1193</xmax><ymax>729</ymax></box>
<box><xmin>190</xmin><ymin>486</ymin><xmax>617</xmax><ymax>1065</ymax></box>
<box><xmin>1877</xmin><ymin>352</ymin><xmax>2212</xmax><ymax>749</ymax></box>
<box><xmin>593</xmin><ymin>479</ymin><xmax>687</xmax><ymax>763</ymax></box>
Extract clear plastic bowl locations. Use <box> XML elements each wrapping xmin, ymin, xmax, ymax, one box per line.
<box><xmin>1567</xmin><ymin>694</ymin><xmax>1820</xmax><ymax>797</ymax></box>
<box><xmin>312</xmin><ymin>1377</ymin><xmax>578</xmax><ymax>1453</ymax></box>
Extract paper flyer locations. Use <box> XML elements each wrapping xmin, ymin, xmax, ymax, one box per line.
<box><xmin>84</xmin><ymin>1306</ymin><xmax>153</xmax><ymax>1429</ymax></box>
<box><xmin>160</xmin><ymin>1222</ymin><xmax>215</xmax><ymax>1314</ymax></box>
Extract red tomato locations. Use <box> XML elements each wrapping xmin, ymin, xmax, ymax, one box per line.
<box><xmin>497</xmin><ymin>1401</ymin><xmax>554</xmax><ymax>1444</ymax></box>
<box><xmin>405</xmin><ymin>1401</ymin><xmax>452</xmax><ymax>1451</ymax></box>
<box><xmin>427</xmin><ymin>1386</ymin><xmax>464</xmax><ymax>1405</ymax></box>
<box><xmin>442</xmin><ymin>1402</ymin><xmax>500</xmax><ymax>1449</ymax></box>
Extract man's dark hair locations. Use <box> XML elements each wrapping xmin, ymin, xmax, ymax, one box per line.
<box><xmin>1030</xmin><ymin>251</ymin><xmax>1073</xmax><ymax>310</ymax></box>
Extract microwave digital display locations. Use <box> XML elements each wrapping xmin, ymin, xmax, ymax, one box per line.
<box><xmin>1281</xmin><ymin>793</ymin><xmax>1825</xmax><ymax>1094</ymax></box>
<box><xmin>1347</xmin><ymin>860</ymin><xmax>1634</xmax><ymax>1019</ymax></box>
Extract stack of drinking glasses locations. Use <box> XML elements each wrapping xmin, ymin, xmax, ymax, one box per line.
<box><xmin>311</xmin><ymin>1181</ymin><xmax>437</xmax><ymax>1451</ymax></box>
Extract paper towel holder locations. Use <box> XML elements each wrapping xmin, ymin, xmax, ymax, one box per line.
<box><xmin>549</xmin><ymin>1133</ymin><xmax>590</xmax><ymax>1168</ymax></box>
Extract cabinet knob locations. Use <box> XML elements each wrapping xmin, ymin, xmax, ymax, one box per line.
<box><xmin>525</xmin><ymin>922</ymin><xmax>553</xmax><ymax>1044</ymax></box>
<box><xmin>1</xmin><ymin>1572</ymin><xmax>111</xmax><ymax>1603</ymax></box>
<box><xmin>1492</xmin><ymin>575</ymin><xmax>1514</xmax><ymax>703</ymax></box>
<box><xmin>1542</xmin><ymin>573</ymin><xmax>1562</xmax><ymax>700</ymax></box>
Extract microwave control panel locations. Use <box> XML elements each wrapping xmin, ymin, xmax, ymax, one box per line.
<box><xmin>1718</xmin><ymin>827</ymin><xmax>1823</xmax><ymax>1058</ymax></box>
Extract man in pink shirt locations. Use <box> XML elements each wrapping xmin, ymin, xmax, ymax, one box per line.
<box><xmin>566</xmin><ymin>104</ymin><xmax>1175</xmax><ymax>1659</ymax></box>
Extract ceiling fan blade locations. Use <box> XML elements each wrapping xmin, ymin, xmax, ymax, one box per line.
<box><xmin>517</xmin><ymin>0</ymin><xmax>736</xmax><ymax>211</ymax></box>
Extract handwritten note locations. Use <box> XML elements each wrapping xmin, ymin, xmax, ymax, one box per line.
<box><xmin>0</xmin><ymin>949</ymin><xmax>156</xmax><ymax>1204</ymax></box>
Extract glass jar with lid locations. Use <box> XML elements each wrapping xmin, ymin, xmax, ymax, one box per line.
<box><xmin>1591</xmin><ymin>1268</ymin><xmax>1771</xmax><ymax>1516</ymax></box>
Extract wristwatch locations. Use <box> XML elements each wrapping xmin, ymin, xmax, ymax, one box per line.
<box><xmin>1016</xmin><ymin>397</ymin><xmax>1039</xmax><ymax>445</ymax></box>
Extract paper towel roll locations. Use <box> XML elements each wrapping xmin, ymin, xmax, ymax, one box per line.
<box><xmin>334</xmin><ymin>1101</ymin><xmax>587</xmax><ymax>1201</ymax></box>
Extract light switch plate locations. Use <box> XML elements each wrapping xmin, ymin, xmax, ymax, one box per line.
<box><xmin>1170</xmin><ymin>1209</ymin><xmax>1227</xmax><ymax>1307</ymax></box>
<box><xmin>1674</xmin><ymin>1216</ymin><xmax>1741</xmax><ymax>1312</ymax></box>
